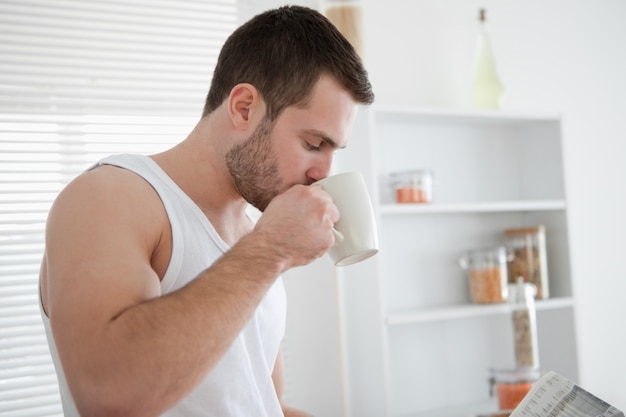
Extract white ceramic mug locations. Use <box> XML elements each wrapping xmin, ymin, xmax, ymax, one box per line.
<box><xmin>314</xmin><ymin>172</ymin><xmax>379</xmax><ymax>266</ymax></box>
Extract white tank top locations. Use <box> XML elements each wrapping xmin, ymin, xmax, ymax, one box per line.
<box><xmin>41</xmin><ymin>154</ymin><xmax>287</xmax><ymax>416</ymax></box>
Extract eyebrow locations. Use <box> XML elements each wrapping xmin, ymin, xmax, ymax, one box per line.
<box><xmin>304</xmin><ymin>129</ymin><xmax>347</xmax><ymax>150</ymax></box>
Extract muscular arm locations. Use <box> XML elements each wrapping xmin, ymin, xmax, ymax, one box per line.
<box><xmin>42</xmin><ymin>167</ymin><xmax>337</xmax><ymax>417</ymax></box>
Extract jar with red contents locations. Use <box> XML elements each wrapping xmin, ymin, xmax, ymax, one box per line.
<box><xmin>490</xmin><ymin>367</ymin><xmax>541</xmax><ymax>410</ymax></box>
<box><xmin>459</xmin><ymin>246</ymin><xmax>509</xmax><ymax>304</ymax></box>
<box><xmin>390</xmin><ymin>169</ymin><xmax>433</xmax><ymax>204</ymax></box>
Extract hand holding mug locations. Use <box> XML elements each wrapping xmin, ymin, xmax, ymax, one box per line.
<box><xmin>314</xmin><ymin>172</ymin><xmax>379</xmax><ymax>266</ymax></box>
<box><xmin>254</xmin><ymin>183</ymin><xmax>339</xmax><ymax>269</ymax></box>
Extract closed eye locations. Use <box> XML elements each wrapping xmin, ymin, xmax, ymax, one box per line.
<box><xmin>301</xmin><ymin>129</ymin><xmax>346</xmax><ymax>151</ymax></box>
<box><xmin>306</xmin><ymin>142</ymin><xmax>322</xmax><ymax>151</ymax></box>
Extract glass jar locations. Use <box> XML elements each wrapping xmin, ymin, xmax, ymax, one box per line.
<box><xmin>459</xmin><ymin>246</ymin><xmax>508</xmax><ymax>303</ymax></box>
<box><xmin>390</xmin><ymin>169</ymin><xmax>433</xmax><ymax>204</ymax></box>
<box><xmin>504</xmin><ymin>226</ymin><xmax>549</xmax><ymax>299</ymax></box>
<box><xmin>490</xmin><ymin>367</ymin><xmax>540</xmax><ymax>410</ymax></box>
<box><xmin>509</xmin><ymin>278</ymin><xmax>539</xmax><ymax>368</ymax></box>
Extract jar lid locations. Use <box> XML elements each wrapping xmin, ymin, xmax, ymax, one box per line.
<box><xmin>490</xmin><ymin>367</ymin><xmax>541</xmax><ymax>383</ymax></box>
<box><xmin>458</xmin><ymin>246</ymin><xmax>507</xmax><ymax>269</ymax></box>
<box><xmin>390</xmin><ymin>169</ymin><xmax>433</xmax><ymax>180</ymax></box>
<box><xmin>390</xmin><ymin>169</ymin><xmax>433</xmax><ymax>176</ymax></box>
<box><xmin>508</xmin><ymin>277</ymin><xmax>537</xmax><ymax>302</ymax></box>
<box><xmin>504</xmin><ymin>225</ymin><xmax>545</xmax><ymax>236</ymax></box>
<box><xmin>390</xmin><ymin>170</ymin><xmax>433</xmax><ymax>189</ymax></box>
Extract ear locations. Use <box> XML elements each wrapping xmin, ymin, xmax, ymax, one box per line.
<box><xmin>227</xmin><ymin>83</ymin><xmax>263</xmax><ymax>130</ymax></box>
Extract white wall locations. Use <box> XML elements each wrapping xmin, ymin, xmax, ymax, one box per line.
<box><xmin>360</xmin><ymin>0</ymin><xmax>625</xmax><ymax>409</ymax></box>
<box><xmin>281</xmin><ymin>261</ymin><xmax>345</xmax><ymax>416</ymax></box>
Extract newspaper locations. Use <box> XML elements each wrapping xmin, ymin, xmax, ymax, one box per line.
<box><xmin>510</xmin><ymin>371</ymin><xmax>624</xmax><ymax>417</ymax></box>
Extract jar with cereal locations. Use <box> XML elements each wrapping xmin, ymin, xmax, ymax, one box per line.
<box><xmin>504</xmin><ymin>226</ymin><xmax>549</xmax><ymax>299</ymax></box>
<box><xmin>509</xmin><ymin>278</ymin><xmax>539</xmax><ymax>369</ymax></box>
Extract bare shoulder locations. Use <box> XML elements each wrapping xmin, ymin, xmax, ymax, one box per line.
<box><xmin>45</xmin><ymin>165</ymin><xmax>167</xmax><ymax>258</ymax></box>
<box><xmin>48</xmin><ymin>164</ymin><xmax>167</xmax><ymax>244</ymax></box>
<box><xmin>43</xmin><ymin>163</ymin><xmax>169</xmax><ymax>320</ymax></box>
<box><xmin>53</xmin><ymin>163</ymin><xmax>161</xmax><ymax>210</ymax></box>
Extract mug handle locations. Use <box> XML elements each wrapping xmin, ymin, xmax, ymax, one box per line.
<box><xmin>332</xmin><ymin>228</ymin><xmax>344</xmax><ymax>242</ymax></box>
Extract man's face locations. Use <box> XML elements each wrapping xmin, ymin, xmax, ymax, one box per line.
<box><xmin>226</xmin><ymin>74</ymin><xmax>358</xmax><ymax>211</ymax></box>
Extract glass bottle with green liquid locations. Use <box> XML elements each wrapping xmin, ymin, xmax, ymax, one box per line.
<box><xmin>472</xmin><ymin>8</ymin><xmax>504</xmax><ymax>109</ymax></box>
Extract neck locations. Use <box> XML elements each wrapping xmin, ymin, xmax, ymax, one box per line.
<box><xmin>151</xmin><ymin>117</ymin><xmax>253</xmax><ymax>244</ymax></box>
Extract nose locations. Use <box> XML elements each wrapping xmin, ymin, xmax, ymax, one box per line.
<box><xmin>306</xmin><ymin>153</ymin><xmax>334</xmax><ymax>183</ymax></box>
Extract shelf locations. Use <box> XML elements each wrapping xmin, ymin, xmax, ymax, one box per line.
<box><xmin>380</xmin><ymin>200</ymin><xmax>566</xmax><ymax>215</ymax></box>
<box><xmin>373</xmin><ymin>105</ymin><xmax>561</xmax><ymax>126</ymax></box>
<box><xmin>386</xmin><ymin>297</ymin><xmax>575</xmax><ymax>325</ymax></box>
<box><xmin>334</xmin><ymin>104</ymin><xmax>576</xmax><ymax>416</ymax></box>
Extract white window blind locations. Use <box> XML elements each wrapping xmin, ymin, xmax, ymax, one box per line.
<box><xmin>0</xmin><ymin>1</ymin><xmax>237</xmax><ymax>415</ymax></box>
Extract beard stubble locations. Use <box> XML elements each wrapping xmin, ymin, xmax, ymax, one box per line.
<box><xmin>225</xmin><ymin>117</ymin><xmax>283</xmax><ymax>212</ymax></box>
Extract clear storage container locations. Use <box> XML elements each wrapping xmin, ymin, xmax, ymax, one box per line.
<box><xmin>509</xmin><ymin>278</ymin><xmax>539</xmax><ymax>368</ymax></box>
<box><xmin>504</xmin><ymin>226</ymin><xmax>549</xmax><ymax>299</ymax></box>
<box><xmin>490</xmin><ymin>367</ymin><xmax>540</xmax><ymax>411</ymax></box>
<box><xmin>459</xmin><ymin>246</ymin><xmax>508</xmax><ymax>303</ymax></box>
<box><xmin>390</xmin><ymin>169</ymin><xmax>433</xmax><ymax>204</ymax></box>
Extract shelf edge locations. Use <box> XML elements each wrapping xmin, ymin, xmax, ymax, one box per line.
<box><xmin>380</xmin><ymin>200</ymin><xmax>567</xmax><ymax>215</ymax></box>
<box><xmin>371</xmin><ymin>104</ymin><xmax>562</xmax><ymax>123</ymax></box>
<box><xmin>386</xmin><ymin>297</ymin><xmax>575</xmax><ymax>326</ymax></box>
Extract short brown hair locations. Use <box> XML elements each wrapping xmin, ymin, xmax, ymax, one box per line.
<box><xmin>202</xmin><ymin>5</ymin><xmax>374</xmax><ymax>120</ymax></box>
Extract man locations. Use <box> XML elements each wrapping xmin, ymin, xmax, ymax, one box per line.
<box><xmin>40</xmin><ymin>5</ymin><xmax>374</xmax><ymax>416</ymax></box>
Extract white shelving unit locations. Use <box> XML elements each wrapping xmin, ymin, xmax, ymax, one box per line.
<box><xmin>334</xmin><ymin>106</ymin><xmax>579</xmax><ymax>417</ymax></box>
